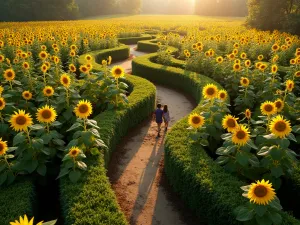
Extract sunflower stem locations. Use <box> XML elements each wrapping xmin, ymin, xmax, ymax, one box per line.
<box><xmin>0</xmin><ymin>112</ymin><xmax>3</xmax><ymax>123</ymax></box>
<box><xmin>66</xmin><ymin>88</ymin><xmax>70</xmax><ymax>107</ymax></box>
<box><xmin>9</xmin><ymin>81</ymin><xmax>12</xmax><ymax>90</ymax></box>
<box><xmin>83</xmin><ymin>119</ymin><xmax>87</xmax><ymax>131</ymax></box>
<box><xmin>25</xmin><ymin>129</ymin><xmax>32</xmax><ymax>145</ymax></box>
<box><xmin>46</xmin><ymin>123</ymin><xmax>50</xmax><ymax>133</ymax></box>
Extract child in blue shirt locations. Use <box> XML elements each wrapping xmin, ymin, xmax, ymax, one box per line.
<box><xmin>153</xmin><ymin>103</ymin><xmax>164</xmax><ymax>138</ymax></box>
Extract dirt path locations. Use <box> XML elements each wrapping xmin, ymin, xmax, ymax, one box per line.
<box><xmin>108</xmin><ymin>45</ymin><xmax>201</xmax><ymax>225</ymax></box>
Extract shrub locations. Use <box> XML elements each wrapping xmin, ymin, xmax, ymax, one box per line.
<box><xmin>118</xmin><ymin>34</ymin><xmax>153</xmax><ymax>45</ymax></box>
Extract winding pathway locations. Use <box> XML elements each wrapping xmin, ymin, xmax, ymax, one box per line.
<box><xmin>108</xmin><ymin>45</ymin><xmax>201</xmax><ymax>225</ymax></box>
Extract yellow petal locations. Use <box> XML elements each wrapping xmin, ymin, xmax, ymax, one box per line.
<box><xmin>29</xmin><ymin>217</ymin><xmax>34</xmax><ymax>225</ymax></box>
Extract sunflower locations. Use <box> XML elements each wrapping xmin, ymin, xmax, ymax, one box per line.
<box><xmin>3</xmin><ymin>69</ymin><xmax>16</xmax><ymax>81</ymax></box>
<box><xmin>36</xmin><ymin>105</ymin><xmax>57</xmax><ymax>124</ymax></box>
<box><xmin>228</xmin><ymin>53</ymin><xmax>235</xmax><ymax>60</ymax></box>
<box><xmin>10</xmin><ymin>215</ymin><xmax>43</xmax><ymax>225</ymax></box>
<box><xmin>9</xmin><ymin>110</ymin><xmax>33</xmax><ymax>132</ymax></box>
<box><xmin>256</xmin><ymin>62</ymin><xmax>262</xmax><ymax>69</ymax></box>
<box><xmin>271</xmin><ymin>65</ymin><xmax>278</xmax><ymax>74</ymax></box>
<box><xmin>111</xmin><ymin>66</ymin><xmax>125</xmax><ymax>79</ymax></box>
<box><xmin>258</xmin><ymin>55</ymin><xmax>264</xmax><ymax>61</ymax></box>
<box><xmin>69</xmin><ymin>64</ymin><xmax>76</xmax><ymax>73</ymax></box>
<box><xmin>60</xmin><ymin>74</ymin><xmax>71</xmax><ymax>88</ymax></box>
<box><xmin>240</xmin><ymin>52</ymin><xmax>247</xmax><ymax>59</ymax></box>
<box><xmin>218</xmin><ymin>89</ymin><xmax>228</xmax><ymax>101</ymax></box>
<box><xmin>290</xmin><ymin>59</ymin><xmax>296</xmax><ymax>65</ymax></box>
<box><xmin>69</xmin><ymin>146</ymin><xmax>81</xmax><ymax>158</ymax></box>
<box><xmin>74</xmin><ymin>100</ymin><xmax>93</xmax><ymax>119</ymax></box>
<box><xmin>202</xmin><ymin>84</ymin><xmax>218</xmax><ymax>99</ymax></box>
<box><xmin>233</xmin><ymin>63</ymin><xmax>241</xmax><ymax>72</ymax></box>
<box><xmin>22</xmin><ymin>91</ymin><xmax>32</xmax><ymax>101</ymax></box>
<box><xmin>232</xmin><ymin>125</ymin><xmax>250</xmax><ymax>146</ymax></box>
<box><xmin>22</xmin><ymin>62</ymin><xmax>30</xmax><ymax>70</ymax></box>
<box><xmin>260</xmin><ymin>101</ymin><xmax>277</xmax><ymax>116</ymax></box>
<box><xmin>0</xmin><ymin>86</ymin><xmax>4</xmax><ymax>95</ymax></box>
<box><xmin>108</xmin><ymin>56</ymin><xmax>112</xmax><ymax>65</ymax></box>
<box><xmin>79</xmin><ymin>65</ymin><xmax>89</xmax><ymax>74</ymax></box>
<box><xmin>43</xmin><ymin>86</ymin><xmax>54</xmax><ymax>97</ymax></box>
<box><xmin>294</xmin><ymin>71</ymin><xmax>300</xmax><ymax>78</ymax></box>
<box><xmin>188</xmin><ymin>113</ymin><xmax>205</xmax><ymax>129</ymax></box>
<box><xmin>259</xmin><ymin>63</ymin><xmax>267</xmax><ymax>72</ymax></box>
<box><xmin>245</xmin><ymin>109</ymin><xmax>251</xmax><ymax>119</ymax></box>
<box><xmin>0</xmin><ymin>54</ymin><xmax>4</xmax><ymax>62</ymax></box>
<box><xmin>0</xmin><ymin>97</ymin><xmax>6</xmax><ymax>110</ymax></box>
<box><xmin>186</xmin><ymin>52</ymin><xmax>191</xmax><ymax>58</ymax></box>
<box><xmin>54</xmin><ymin>57</ymin><xmax>60</xmax><ymax>64</ymax></box>
<box><xmin>69</xmin><ymin>50</ymin><xmax>76</xmax><ymax>57</ymax></box>
<box><xmin>216</xmin><ymin>56</ymin><xmax>223</xmax><ymax>63</ymax></box>
<box><xmin>85</xmin><ymin>54</ymin><xmax>92</xmax><ymax>61</ymax></box>
<box><xmin>286</xmin><ymin>80</ymin><xmax>294</xmax><ymax>92</ymax></box>
<box><xmin>21</xmin><ymin>52</ymin><xmax>28</xmax><ymax>59</ymax></box>
<box><xmin>240</xmin><ymin>77</ymin><xmax>250</xmax><ymax>87</ymax></box>
<box><xmin>247</xmin><ymin>180</ymin><xmax>276</xmax><ymax>205</ymax></box>
<box><xmin>269</xmin><ymin>115</ymin><xmax>292</xmax><ymax>139</ymax></box>
<box><xmin>39</xmin><ymin>51</ymin><xmax>48</xmax><ymax>60</ymax></box>
<box><xmin>272</xmin><ymin>44</ymin><xmax>279</xmax><ymax>52</ymax></box>
<box><xmin>272</xmin><ymin>55</ymin><xmax>279</xmax><ymax>63</ymax></box>
<box><xmin>0</xmin><ymin>138</ymin><xmax>8</xmax><ymax>155</ymax></box>
<box><xmin>70</xmin><ymin>44</ymin><xmax>77</xmax><ymax>50</ymax></box>
<box><xmin>245</xmin><ymin>60</ymin><xmax>251</xmax><ymax>68</ymax></box>
<box><xmin>41</xmin><ymin>45</ymin><xmax>47</xmax><ymax>51</ymax></box>
<box><xmin>234</xmin><ymin>59</ymin><xmax>241</xmax><ymax>64</ymax></box>
<box><xmin>233</xmin><ymin>49</ymin><xmax>239</xmax><ymax>55</ymax></box>
<box><xmin>274</xmin><ymin>99</ymin><xmax>284</xmax><ymax>112</ymax></box>
<box><xmin>41</xmin><ymin>64</ymin><xmax>48</xmax><ymax>73</ymax></box>
<box><xmin>222</xmin><ymin>115</ymin><xmax>239</xmax><ymax>132</ymax></box>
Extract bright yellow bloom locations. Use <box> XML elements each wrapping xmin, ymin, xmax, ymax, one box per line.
<box><xmin>274</xmin><ymin>99</ymin><xmax>284</xmax><ymax>112</ymax></box>
<box><xmin>69</xmin><ymin>146</ymin><xmax>81</xmax><ymax>158</ymax></box>
<box><xmin>69</xmin><ymin>64</ymin><xmax>76</xmax><ymax>73</ymax></box>
<box><xmin>222</xmin><ymin>115</ymin><xmax>239</xmax><ymax>133</ymax></box>
<box><xmin>233</xmin><ymin>63</ymin><xmax>241</xmax><ymax>72</ymax></box>
<box><xmin>10</xmin><ymin>215</ymin><xmax>43</xmax><ymax>225</ymax></box>
<box><xmin>232</xmin><ymin>125</ymin><xmax>250</xmax><ymax>146</ymax></box>
<box><xmin>271</xmin><ymin>64</ymin><xmax>278</xmax><ymax>74</ymax></box>
<box><xmin>188</xmin><ymin>113</ymin><xmax>205</xmax><ymax>129</ymax></box>
<box><xmin>216</xmin><ymin>56</ymin><xmax>223</xmax><ymax>63</ymax></box>
<box><xmin>111</xmin><ymin>66</ymin><xmax>125</xmax><ymax>79</ymax></box>
<box><xmin>39</xmin><ymin>51</ymin><xmax>48</xmax><ymax>60</ymax></box>
<box><xmin>79</xmin><ymin>65</ymin><xmax>89</xmax><ymax>74</ymax></box>
<box><xmin>260</xmin><ymin>101</ymin><xmax>277</xmax><ymax>116</ymax></box>
<box><xmin>43</xmin><ymin>86</ymin><xmax>54</xmax><ymax>97</ymax></box>
<box><xmin>258</xmin><ymin>55</ymin><xmax>264</xmax><ymax>61</ymax></box>
<box><xmin>22</xmin><ymin>62</ymin><xmax>30</xmax><ymax>70</ymax></box>
<box><xmin>218</xmin><ymin>89</ymin><xmax>228</xmax><ymax>101</ymax></box>
<box><xmin>60</xmin><ymin>74</ymin><xmax>71</xmax><ymax>88</ymax></box>
<box><xmin>202</xmin><ymin>84</ymin><xmax>218</xmax><ymax>99</ymax></box>
<box><xmin>9</xmin><ymin>110</ymin><xmax>33</xmax><ymax>132</ymax></box>
<box><xmin>0</xmin><ymin>97</ymin><xmax>5</xmax><ymax>110</ymax></box>
<box><xmin>74</xmin><ymin>100</ymin><xmax>93</xmax><ymax>119</ymax></box>
<box><xmin>240</xmin><ymin>77</ymin><xmax>250</xmax><ymax>87</ymax></box>
<box><xmin>22</xmin><ymin>91</ymin><xmax>32</xmax><ymax>101</ymax></box>
<box><xmin>85</xmin><ymin>54</ymin><xmax>92</xmax><ymax>61</ymax></box>
<box><xmin>36</xmin><ymin>105</ymin><xmax>57</xmax><ymax>124</ymax></box>
<box><xmin>247</xmin><ymin>180</ymin><xmax>276</xmax><ymax>205</ymax></box>
<box><xmin>269</xmin><ymin>115</ymin><xmax>292</xmax><ymax>139</ymax></box>
<box><xmin>0</xmin><ymin>138</ymin><xmax>8</xmax><ymax>155</ymax></box>
<box><xmin>4</xmin><ymin>69</ymin><xmax>16</xmax><ymax>81</ymax></box>
<box><xmin>245</xmin><ymin>109</ymin><xmax>251</xmax><ymax>119</ymax></box>
<box><xmin>286</xmin><ymin>80</ymin><xmax>294</xmax><ymax>92</ymax></box>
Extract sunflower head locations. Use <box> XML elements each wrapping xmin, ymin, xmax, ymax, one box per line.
<box><xmin>0</xmin><ymin>54</ymin><xmax>5</xmax><ymax>62</ymax></box>
<box><xmin>232</xmin><ymin>125</ymin><xmax>250</xmax><ymax>146</ymax></box>
<box><xmin>290</xmin><ymin>59</ymin><xmax>296</xmax><ymax>65</ymax></box>
<box><xmin>202</xmin><ymin>84</ymin><xmax>218</xmax><ymax>100</ymax></box>
<box><xmin>218</xmin><ymin>90</ymin><xmax>228</xmax><ymax>101</ymax></box>
<box><xmin>69</xmin><ymin>146</ymin><xmax>81</xmax><ymax>158</ymax></box>
<box><xmin>9</xmin><ymin>110</ymin><xmax>33</xmax><ymax>132</ymax></box>
<box><xmin>0</xmin><ymin>138</ymin><xmax>8</xmax><ymax>155</ymax></box>
<box><xmin>111</xmin><ymin>66</ymin><xmax>125</xmax><ymax>79</ymax></box>
<box><xmin>74</xmin><ymin>100</ymin><xmax>93</xmax><ymax>119</ymax></box>
<box><xmin>60</xmin><ymin>74</ymin><xmax>71</xmax><ymax>88</ymax></box>
<box><xmin>0</xmin><ymin>86</ymin><xmax>4</xmax><ymax>95</ymax></box>
<box><xmin>108</xmin><ymin>56</ymin><xmax>112</xmax><ymax>65</ymax></box>
<box><xmin>259</xmin><ymin>63</ymin><xmax>267</xmax><ymax>72</ymax></box>
<box><xmin>4</xmin><ymin>69</ymin><xmax>16</xmax><ymax>81</ymax></box>
<box><xmin>39</xmin><ymin>51</ymin><xmax>48</xmax><ymax>60</ymax></box>
<box><xmin>274</xmin><ymin>99</ymin><xmax>284</xmax><ymax>112</ymax></box>
<box><xmin>271</xmin><ymin>64</ymin><xmax>278</xmax><ymax>74</ymax></box>
<box><xmin>0</xmin><ymin>97</ymin><xmax>6</xmax><ymax>111</ymax></box>
<box><xmin>41</xmin><ymin>64</ymin><xmax>48</xmax><ymax>73</ymax></box>
<box><xmin>79</xmin><ymin>65</ymin><xmax>89</xmax><ymax>74</ymax></box>
<box><xmin>22</xmin><ymin>62</ymin><xmax>30</xmax><ymax>70</ymax></box>
<box><xmin>43</xmin><ymin>86</ymin><xmax>54</xmax><ymax>97</ymax></box>
<box><xmin>269</xmin><ymin>115</ymin><xmax>292</xmax><ymax>139</ymax></box>
<box><xmin>245</xmin><ymin>60</ymin><xmax>251</xmax><ymax>68</ymax></box>
<box><xmin>233</xmin><ymin>63</ymin><xmax>241</xmax><ymax>72</ymax></box>
<box><xmin>272</xmin><ymin>44</ymin><xmax>279</xmax><ymax>52</ymax></box>
<box><xmin>258</xmin><ymin>55</ymin><xmax>264</xmax><ymax>61</ymax></box>
<box><xmin>222</xmin><ymin>115</ymin><xmax>239</xmax><ymax>133</ymax></box>
<box><xmin>240</xmin><ymin>77</ymin><xmax>250</xmax><ymax>87</ymax></box>
<box><xmin>69</xmin><ymin>50</ymin><xmax>76</xmax><ymax>57</ymax></box>
<box><xmin>286</xmin><ymin>80</ymin><xmax>294</xmax><ymax>92</ymax></box>
<box><xmin>240</xmin><ymin>52</ymin><xmax>247</xmax><ymax>59</ymax></box>
<box><xmin>188</xmin><ymin>113</ymin><xmax>205</xmax><ymax>129</ymax></box>
<box><xmin>36</xmin><ymin>105</ymin><xmax>57</xmax><ymax>124</ymax></box>
<box><xmin>85</xmin><ymin>54</ymin><xmax>92</xmax><ymax>61</ymax></box>
<box><xmin>10</xmin><ymin>215</ymin><xmax>42</xmax><ymax>225</ymax></box>
<box><xmin>260</xmin><ymin>101</ymin><xmax>277</xmax><ymax>116</ymax></box>
<box><xmin>216</xmin><ymin>56</ymin><xmax>223</xmax><ymax>64</ymax></box>
<box><xmin>247</xmin><ymin>180</ymin><xmax>276</xmax><ymax>205</ymax></box>
<box><xmin>245</xmin><ymin>109</ymin><xmax>251</xmax><ymax>119</ymax></box>
<box><xmin>69</xmin><ymin>64</ymin><xmax>76</xmax><ymax>73</ymax></box>
<box><xmin>22</xmin><ymin>91</ymin><xmax>32</xmax><ymax>101</ymax></box>
<box><xmin>295</xmin><ymin>71</ymin><xmax>300</xmax><ymax>78</ymax></box>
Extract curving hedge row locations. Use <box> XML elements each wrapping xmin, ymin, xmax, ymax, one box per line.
<box><xmin>132</xmin><ymin>51</ymin><xmax>300</xmax><ymax>224</ymax></box>
<box><xmin>118</xmin><ymin>34</ymin><xmax>153</xmax><ymax>45</ymax></box>
<box><xmin>60</xmin><ymin>49</ymin><xmax>156</xmax><ymax>224</ymax></box>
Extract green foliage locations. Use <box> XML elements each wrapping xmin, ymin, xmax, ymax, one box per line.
<box><xmin>118</xmin><ymin>35</ymin><xmax>153</xmax><ymax>45</ymax></box>
<box><xmin>137</xmin><ymin>40</ymin><xmax>160</xmax><ymax>53</ymax></box>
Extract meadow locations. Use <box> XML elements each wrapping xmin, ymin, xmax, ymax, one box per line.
<box><xmin>0</xmin><ymin>15</ymin><xmax>300</xmax><ymax>225</ymax></box>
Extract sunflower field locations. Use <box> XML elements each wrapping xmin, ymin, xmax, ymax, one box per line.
<box><xmin>1</xmin><ymin>15</ymin><xmax>300</xmax><ymax>225</ymax></box>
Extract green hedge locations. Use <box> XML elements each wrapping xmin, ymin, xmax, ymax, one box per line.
<box><xmin>78</xmin><ymin>45</ymin><xmax>130</xmax><ymax>71</ymax></box>
<box><xmin>60</xmin><ymin>49</ymin><xmax>156</xmax><ymax>224</ymax></box>
<box><xmin>132</xmin><ymin>52</ymin><xmax>300</xmax><ymax>225</ymax></box>
<box><xmin>137</xmin><ymin>40</ymin><xmax>159</xmax><ymax>53</ymax></box>
<box><xmin>0</xmin><ymin>179</ymin><xmax>35</xmax><ymax>224</ymax></box>
<box><xmin>118</xmin><ymin>34</ymin><xmax>153</xmax><ymax>45</ymax></box>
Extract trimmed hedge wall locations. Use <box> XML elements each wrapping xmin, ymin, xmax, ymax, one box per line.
<box><xmin>0</xmin><ymin>179</ymin><xmax>35</xmax><ymax>224</ymax></box>
<box><xmin>137</xmin><ymin>40</ymin><xmax>159</xmax><ymax>53</ymax></box>
<box><xmin>118</xmin><ymin>34</ymin><xmax>153</xmax><ymax>45</ymax></box>
<box><xmin>60</xmin><ymin>49</ymin><xmax>156</xmax><ymax>224</ymax></box>
<box><xmin>132</xmin><ymin>52</ymin><xmax>300</xmax><ymax>224</ymax></box>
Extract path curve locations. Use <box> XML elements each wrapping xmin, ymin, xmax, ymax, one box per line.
<box><xmin>108</xmin><ymin>45</ymin><xmax>201</xmax><ymax>225</ymax></box>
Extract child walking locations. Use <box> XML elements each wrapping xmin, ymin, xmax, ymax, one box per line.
<box><xmin>153</xmin><ymin>103</ymin><xmax>164</xmax><ymax>138</ymax></box>
<box><xmin>163</xmin><ymin>105</ymin><xmax>170</xmax><ymax>131</ymax></box>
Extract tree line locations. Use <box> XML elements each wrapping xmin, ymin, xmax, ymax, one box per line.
<box><xmin>0</xmin><ymin>0</ymin><xmax>142</xmax><ymax>21</ymax></box>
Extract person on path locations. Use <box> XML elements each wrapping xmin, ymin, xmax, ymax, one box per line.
<box><xmin>163</xmin><ymin>105</ymin><xmax>170</xmax><ymax>132</ymax></box>
<box><xmin>153</xmin><ymin>103</ymin><xmax>164</xmax><ymax>138</ymax></box>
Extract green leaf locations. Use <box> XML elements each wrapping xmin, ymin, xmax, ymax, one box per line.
<box><xmin>270</xmin><ymin>212</ymin><xmax>282</xmax><ymax>225</ymax></box>
<box><xmin>240</xmin><ymin>185</ymin><xmax>250</xmax><ymax>192</ymax></box>
<box><xmin>7</xmin><ymin>147</ymin><xmax>18</xmax><ymax>153</ymax></box>
<box><xmin>41</xmin><ymin>133</ymin><xmax>53</xmax><ymax>145</ymax></box>
<box><xmin>90</xmin><ymin>128</ymin><xmax>100</xmax><ymax>138</ymax></box>
<box><xmin>269</xmin><ymin>197</ymin><xmax>283</xmax><ymax>211</ymax></box>
<box><xmin>26</xmin><ymin>160</ymin><xmax>38</xmax><ymax>173</ymax></box>
<box><xmin>257</xmin><ymin>146</ymin><xmax>270</xmax><ymax>156</ymax></box>
<box><xmin>56</xmin><ymin>168</ymin><xmax>70</xmax><ymax>179</ymax></box>
<box><xmin>271</xmin><ymin>166</ymin><xmax>284</xmax><ymax>178</ymax></box>
<box><xmin>236</xmin><ymin>151</ymin><xmax>248</xmax><ymax>167</ymax></box>
<box><xmin>278</xmin><ymin>138</ymin><xmax>290</xmax><ymax>149</ymax></box>
<box><xmin>6</xmin><ymin>154</ymin><xmax>14</xmax><ymax>159</ymax></box>
<box><xmin>255</xmin><ymin>213</ymin><xmax>273</xmax><ymax>225</ymax></box>
<box><xmin>200</xmin><ymin>139</ymin><xmax>209</xmax><ymax>147</ymax></box>
<box><xmin>63</xmin><ymin>108</ymin><xmax>73</xmax><ymax>120</ymax></box>
<box><xmin>53</xmin><ymin>139</ymin><xmax>65</xmax><ymax>146</ymax></box>
<box><xmin>236</xmin><ymin>206</ymin><xmax>254</xmax><ymax>222</ymax></box>
<box><xmin>269</xmin><ymin>146</ymin><xmax>282</xmax><ymax>160</ymax></box>
<box><xmin>13</xmin><ymin>132</ymin><xmax>26</xmax><ymax>146</ymax></box>
<box><xmin>77</xmin><ymin>161</ymin><xmax>87</xmax><ymax>170</ymax></box>
<box><xmin>81</xmin><ymin>131</ymin><xmax>93</xmax><ymax>147</ymax></box>
<box><xmin>32</xmin><ymin>138</ymin><xmax>44</xmax><ymax>149</ymax></box>
<box><xmin>51</xmin><ymin>121</ymin><xmax>62</xmax><ymax>127</ymax></box>
<box><xmin>190</xmin><ymin>132</ymin><xmax>201</xmax><ymax>141</ymax></box>
<box><xmin>62</xmin><ymin>154</ymin><xmax>72</xmax><ymax>162</ymax></box>
<box><xmin>42</xmin><ymin>220</ymin><xmax>57</xmax><ymax>225</ymax></box>
<box><xmin>37</xmin><ymin>164</ymin><xmax>47</xmax><ymax>176</ymax></box>
<box><xmin>215</xmin><ymin>156</ymin><xmax>229</xmax><ymax>165</ymax></box>
<box><xmin>67</xmin><ymin>139</ymin><xmax>79</xmax><ymax>148</ymax></box>
<box><xmin>67</xmin><ymin>122</ymin><xmax>82</xmax><ymax>132</ymax></box>
<box><xmin>0</xmin><ymin>172</ymin><xmax>7</xmax><ymax>186</ymax></box>
<box><xmin>287</xmin><ymin>133</ymin><xmax>297</xmax><ymax>142</ymax></box>
<box><xmin>6</xmin><ymin>171</ymin><xmax>15</xmax><ymax>185</ymax></box>
<box><xmin>90</xmin><ymin>148</ymin><xmax>100</xmax><ymax>156</ymax></box>
<box><xmin>254</xmin><ymin>205</ymin><xmax>267</xmax><ymax>217</ymax></box>
<box><xmin>263</xmin><ymin>134</ymin><xmax>277</xmax><ymax>140</ymax></box>
<box><xmin>69</xmin><ymin>170</ymin><xmax>81</xmax><ymax>183</ymax></box>
<box><xmin>29</xmin><ymin>124</ymin><xmax>44</xmax><ymax>130</ymax></box>
<box><xmin>247</xmin><ymin>140</ymin><xmax>258</xmax><ymax>150</ymax></box>
<box><xmin>95</xmin><ymin>139</ymin><xmax>107</xmax><ymax>148</ymax></box>
<box><xmin>86</xmin><ymin>120</ymin><xmax>100</xmax><ymax>129</ymax></box>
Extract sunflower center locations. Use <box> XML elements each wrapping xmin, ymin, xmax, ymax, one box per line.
<box><xmin>79</xmin><ymin>104</ymin><xmax>89</xmax><ymax>114</ymax></box>
<box><xmin>254</xmin><ymin>185</ymin><xmax>268</xmax><ymax>198</ymax></box>
<box><xmin>264</xmin><ymin>104</ymin><xmax>273</xmax><ymax>112</ymax></box>
<box><xmin>0</xmin><ymin>101</ymin><xmax>3</xmax><ymax>107</ymax></box>
<box><xmin>7</xmin><ymin>72</ymin><xmax>13</xmax><ymax>77</ymax></box>
<box><xmin>115</xmin><ymin>68</ymin><xmax>122</xmax><ymax>75</ymax></box>
<box><xmin>236</xmin><ymin>130</ymin><xmax>246</xmax><ymax>139</ymax></box>
<box><xmin>71</xmin><ymin>150</ymin><xmax>78</xmax><ymax>156</ymax></box>
<box><xmin>243</xmin><ymin>79</ymin><xmax>247</xmax><ymax>84</ymax></box>
<box><xmin>192</xmin><ymin>116</ymin><xmax>201</xmax><ymax>124</ymax></box>
<box><xmin>275</xmin><ymin>121</ymin><xmax>287</xmax><ymax>132</ymax></box>
<box><xmin>63</xmin><ymin>77</ymin><xmax>69</xmax><ymax>84</ymax></box>
<box><xmin>275</xmin><ymin>102</ymin><xmax>282</xmax><ymax>109</ymax></box>
<box><xmin>206</xmin><ymin>88</ymin><xmax>215</xmax><ymax>96</ymax></box>
<box><xmin>289</xmin><ymin>84</ymin><xmax>293</xmax><ymax>89</ymax></box>
<box><xmin>227</xmin><ymin>118</ymin><xmax>236</xmax><ymax>128</ymax></box>
<box><xmin>42</xmin><ymin>110</ymin><xmax>52</xmax><ymax>119</ymax></box>
<box><xmin>16</xmin><ymin>115</ymin><xmax>27</xmax><ymax>125</ymax></box>
<box><xmin>0</xmin><ymin>143</ymin><xmax>4</xmax><ymax>151</ymax></box>
<box><xmin>220</xmin><ymin>93</ymin><xmax>225</xmax><ymax>99</ymax></box>
<box><xmin>46</xmin><ymin>89</ymin><xmax>52</xmax><ymax>94</ymax></box>
<box><xmin>82</xmin><ymin>67</ymin><xmax>87</xmax><ymax>72</ymax></box>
